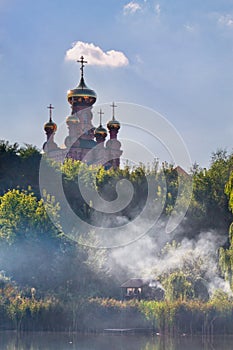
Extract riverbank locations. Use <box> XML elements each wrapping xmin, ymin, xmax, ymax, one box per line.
<box><xmin>1</xmin><ymin>295</ymin><xmax>233</xmax><ymax>336</ymax></box>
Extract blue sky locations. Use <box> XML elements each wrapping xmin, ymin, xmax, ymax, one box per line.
<box><xmin>1</xmin><ymin>0</ymin><xmax>233</xmax><ymax>168</ymax></box>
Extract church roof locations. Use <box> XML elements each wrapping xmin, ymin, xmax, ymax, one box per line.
<box><xmin>174</xmin><ymin>166</ymin><xmax>189</xmax><ymax>177</ymax></box>
<box><xmin>79</xmin><ymin>139</ymin><xmax>96</xmax><ymax>149</ymax></box>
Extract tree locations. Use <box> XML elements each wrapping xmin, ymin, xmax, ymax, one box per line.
<box><xmin>0</xmin><ymin>141</ymin><xmax>21</xmax><ymax>194</ymax></box>
<box><xmin>184</xmin><ymin>150</ymin><xmax>233</xmax><ymax>236</ymax></box>
<box><xmin>219</xmin><ymin>168</ymin><xmax>233</xmax><ymax>289</ymax></box>
<box><xmin>0</xmin><ymin>189</ymin><xmax>60</xmax><ymax>243</ymax></box>
<box><xmin>0</xmin><ymin>141</ymin><xmax>41</xmax><ymax>195</ymax></box>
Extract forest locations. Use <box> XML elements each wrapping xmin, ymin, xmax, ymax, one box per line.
<box><xmin>1</xmin><ymin>140</ymin><xmax>233</xmax><ymax>335</ymax></box>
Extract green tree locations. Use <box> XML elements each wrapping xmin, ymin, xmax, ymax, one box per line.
<box><xmin>183</xmin><ymin>150</ymin><xmax>233</xmax><ymax>237</ymax></box>
<box><xmin>18</xmin><ymin>144</ymin><xmax>41</xmax><ymax>193</ymax></box>
<box><xmin>219</xmin><ymin>167</ymin><xmax>233</xmax><ymax>289</ymax></box>
<box><xmin>0</xmin><ymin>141</ymin><xmax>41</xmax><ymax>195</ymax></box>
<box><xmin>163</xmin><ymin>271</ymin><xmax>194</xmax><ymax>301</ymax></box>
<box><xmin>0</xmin><ymin>189</ymin><xmax>60</xmax><ymax>243</ymax></box>
<box><xmin>0</xmin><ymin>141</ymin><xmax>20</xmax><ymax>193</ymax></box>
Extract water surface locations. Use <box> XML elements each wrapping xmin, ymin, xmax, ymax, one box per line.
<box><xmin>1</xmin><ymin>332</ymin><xmax>233</xmax><ymax>350</ymax></box>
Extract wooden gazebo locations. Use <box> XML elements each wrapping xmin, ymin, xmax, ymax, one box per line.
<box><xmin>120</xmin><ymin>278</ymin><xmax>164</xmax><ymax>300</ymax></box>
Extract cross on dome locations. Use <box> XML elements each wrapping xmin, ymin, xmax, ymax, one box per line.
<box><xmin>47</xmin><ymin>104</ymin><xmax>54</xmax><ymax>122</ymax></box>
<box><xmin>110</xmin><ymin>102</ymin><xmax>117</xmax><ymax>120</ymax></box>
<box><xmin>98</xmin><ymin>108</ymin><xmax>104</xmax><ymax>126</ymax></box>
<box><xmin>77</xmin><ymin>56</ymin><xmax>88</xmax><ymax>79</ymax></box>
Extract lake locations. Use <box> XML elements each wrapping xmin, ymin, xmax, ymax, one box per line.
<box><xmin>1</xmin><ymin>332</ymin><xmax>233</xmax><ymax>350</ymax></box>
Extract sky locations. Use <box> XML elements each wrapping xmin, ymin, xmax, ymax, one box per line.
<box><xmin>1</xmin><ymin>0</ymin><xmax>233</xmax><ymax>168</ymax></box>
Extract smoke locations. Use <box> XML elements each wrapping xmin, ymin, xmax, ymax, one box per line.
<box><xmin>102</xmin><ymin>222</ymin><xmax>231</xmax><ymax>296</ymax></box>
<box><xmin>39</xmin><ymin>157</ymin><xmax>231</xmax><ymax>297</ymax></box>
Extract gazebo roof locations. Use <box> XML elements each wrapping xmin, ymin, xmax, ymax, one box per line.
<box><xmin>120</xmin><ymin>278</ymin><xmax>149</xmax><ymax>288</ymax></box>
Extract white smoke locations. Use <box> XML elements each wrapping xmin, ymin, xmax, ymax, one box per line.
<box><xmin>107</xmin><ymin>226</ymin><xmax>231</xmax><ymax>295</ymax></box>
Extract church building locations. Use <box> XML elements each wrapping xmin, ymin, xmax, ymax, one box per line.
<box><xmin>43</xmin><ymin>56</ymin><xmax>122</xmax><ymax>169</ymax></box>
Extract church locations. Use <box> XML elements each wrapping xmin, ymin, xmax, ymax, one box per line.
<box><xmin>43</xmin><ymin>56</ymin><xmax>122</xmax><ymax>169</ymax></box>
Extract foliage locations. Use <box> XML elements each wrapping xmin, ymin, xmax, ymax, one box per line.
<box><xmin>0</xmin><ymin>188</ymin><xmax>112</xmax><ymax>297</ymax></box>
<box><xmin>139</xmin><ymin>297</ymin><xmax>233</xmax><ymax>335</ymax></box>
<box><xmin>219</xmin><ymin>156</ymin><xmax>233</xmax><ymax>289</ymax></box>
<box><xmin>162</xmin><ymin>271</ymin><xmax>194</xmax><ymax>302</ymax></box>
<box><xmin>0</xmin><ymin>189</ymin><xmax>60</xmax><ymax>242</ymax></box>
<box><xmin>0</xmin><ymin>141</ymin><xmax>41</xmax><ymax>195</ymax></box>
<box><xmin>187</xmin><ymin>149</ymin><xmax>233</xmax><ymax>235</ymax></box>
<box><xmin>1</xmin><ymin>141</ymin><xmax>233</xmax><ymax>333</ymax></box>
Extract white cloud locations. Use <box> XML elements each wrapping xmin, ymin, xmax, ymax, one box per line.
<box><xmin>218</xmin><ymin>14</ymin><xmax>233</xmax><ymax>27</ymax></box>
<box><xmin>65</xmin><ymin>41</ymin><xmax>129</xmax><ymax>68</ymax></box>
<box><xmin>184</xmin><ymin>24</ymin><xmax>195</xmax><ymax>33</ymax></box>
<box><xmin>155</xmin><ymin>3</ymin><xmax>160</xmax><ymax>16</ymax></box>
<box><xmin>123</xmin><ymin>2</ymin><xmax>161</xmax><ymax>17</ymax></box>
<box><xmin>123</xmin><ymin>1</ymin><xmax>142</xmax><ymax>15</ymax></box>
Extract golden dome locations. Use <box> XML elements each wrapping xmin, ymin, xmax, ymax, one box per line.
<box><xmin>94</xmin><ymin>125</ymin><xmax>107</xmax><ymax>138</ymax></box>
<box><xmin>107</xmin><ymin>118</ymin><xmax>121</xmax><ymax>130</ymax></box>
<box><xmin>66</xmin><ymin>115</ymin><xmax>79</xmax><ymax>124</ymax></box>
<box><xmin>67</xmin><ymin>77</ymin><xmax>97</xmax><ymax>106</ymax></box>
<box><xmin>44</xmin><ymin>120</ymin><xmax>57</xmax><ymax>133</ymax></box>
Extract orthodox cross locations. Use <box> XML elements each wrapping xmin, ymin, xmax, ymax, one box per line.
<box><xmin>110</xmin><ymin>102</ymin><xmax>117</xmax><ymax>120</ymax></box>
<box><xmin>47</xmin><ymin>104</ymin><xmax>54</xmax><ymax>122</ymax></box>
<box><xmin>98</xmin><ymin>109</ymin><xmax>104</xmax><ymax>126</ymax></box>
<box><xmin>77</xmin><ymin>56</ymin><xmax>87</xmax><ymax>78</ymax></box>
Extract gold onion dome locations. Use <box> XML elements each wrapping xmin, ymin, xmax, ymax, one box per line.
<box><xmin>107</xmin><ymin>117</ymin><xmax>121</xmax><ymax>130</ymax></box>
<box><xmin>66</xmin><ymin>115</ymin><xmax>79</xmax><ymax>124</ymax></box>
<box><xmin>67</xmin><ymin>77</ymin><xmax>97</xmax><ymax>106</ymax></box>
<box><xmin>44</xmin><ymin>119</ymin><xmax>57</xmax><ymax>133</ymax></box>
<box><xmin>94</xmin><ymin>124</ymin><xmax>107</xmax><ymax>137</ymax></box>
